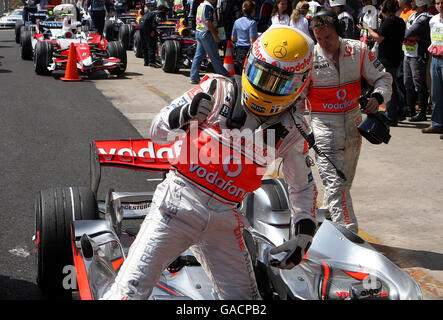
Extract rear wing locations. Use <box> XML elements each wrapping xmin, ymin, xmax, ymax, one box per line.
<box><xmin>90</xmin><ymin>139</ymin><xmax>178</xmax><ymax>197</ymax></box>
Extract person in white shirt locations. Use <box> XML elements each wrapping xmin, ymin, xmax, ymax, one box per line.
<box><xmin>290</xmin><ymin>1</ymin><xmax>312</xmax><ymax>38</ymax></box>
<box><xmin>271</xmin><ymin>0</ymin><xmax>292</xmax><ymax>25</ymax></box>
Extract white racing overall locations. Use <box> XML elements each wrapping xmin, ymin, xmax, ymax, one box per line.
<box><xmin>102</xmin><ymin>74</ymin><xmax>318</xmax><ymax>299</ymax></box>
<box><xmin>297</xmin><ymin>38</ymin><xmax>392</xmax><ymax>233</ymax></box>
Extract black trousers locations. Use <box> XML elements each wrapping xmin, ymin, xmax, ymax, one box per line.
<box><xmin>384</xmin><ymin>65</ymin><xmax>406</xmax><ymax>121</ymax></box>
<box><xmin>140</xmin><ymin>13</ymin><xmax>158</xmax><ymax>64</ymax></box>
<box><xmin>91</xmin><ymin>10</ymin><xmax>106</xmax><ymax>36</ymax></box>
<box><xmin>234</xmin><ymin>45</ymin><xmax>250</xmax><ymax>75</ymax></box>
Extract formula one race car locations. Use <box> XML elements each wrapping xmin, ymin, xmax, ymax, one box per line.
<box><xmin>16</xmin><ymin>10</ymin><xmax>50</xmax><ymax>46</ymax></box>
<box><xmin>23</xmin><ymin>11</ymin><xmax>126</xmax><ymax>76</ymax></box>
<box><xmin>19</xmin><ymin>4</ymin><xmax>92</xmax><ymax>60</ymax></box>
<box><xmin>33</xmin><ymin>138</ymin><xmax>423</xmax><ymax>300</ymax></box>
<box><xmin>132</xmin><ymin>19</ymin><xmax>177</xmax><ymax>59</ymax></box>
<box><xmin>32</xmin><ymin>27</ymin><xmax>127</xmax><ymax>76</ymax></box>
<box><xmin>160</xmin><ymin>35</ymin><xmax>199</xmax><ymax>73</ymax></box>
<box><xmin>154</xmin><ymin>18</ymin><xmax>211</xmax><ymax>73</ymax></box>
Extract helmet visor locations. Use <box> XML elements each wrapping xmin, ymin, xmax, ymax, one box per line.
<box><xmin>244</xmin><ymin>54</ymin><xmax>311</xmax><ymax>96</ymax></box>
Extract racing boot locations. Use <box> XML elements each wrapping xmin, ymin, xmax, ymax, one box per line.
<box><xmin>410</xmin><ymin>93</ymin><xmax>428</xmax><ymax>122</ymax></box>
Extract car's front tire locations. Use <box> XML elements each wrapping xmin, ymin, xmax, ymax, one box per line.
<box><xmin>34</xmin><ymin>41</ymin><xmax>52</xmax><ymax>75</ymax></box>
<box><xmin>133</xmin><ymin>29</ymin><xmax>143</xmax><ymax>58</ymax></box>
<box><xmin>20</xmin><ymin>30</ymin><xmax>33</xmax><ymax>60</ymax></box>
<box><xmin>107</xmin><ymin>40</ymin><xmax>127</xmax><ymax>76</ymax></box>
<box><xmin>34</xmin><ymin>186</ymin><xmax>98</xmax><ymax>298</ymax></box>
<box><xmin>15</xmin><ymin>20</ymin><xmax>24</xmax><ymax>44</ymax></box>
<box><xmin>161</xmin><ymin>39</ymin><xmax>181</xmax><ymax>73</ymax></box>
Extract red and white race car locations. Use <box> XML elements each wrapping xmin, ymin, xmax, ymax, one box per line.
<box><xmin>21</xmin><ymin>4</ymin><xmax>126</xmax><ymax>76</ymax></box>
<box><xmin>30</xmin><ymin>19</ymin><xmax>127</xmax><ymax>76</ymax></box>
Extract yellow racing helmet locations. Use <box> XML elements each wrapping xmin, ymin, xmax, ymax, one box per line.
<box><xmin>242</xmin><ymin>25</ymin><xmax>314</xmax><ymax>116</ymax></box>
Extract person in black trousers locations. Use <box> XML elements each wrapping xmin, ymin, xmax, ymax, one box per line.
<box><xmin>84</xmin><ymin>0</ymin><xmax>114</xmax><ymax>36</ymax></box>
<box><xmin>366</xmin><ymin>0</ymin><xmax>406</xmax><ymax>126</ymax></box>
<box><xmin>139</xmin><ymin>4</ymin><xmax>169</xmax><ymax>67</ymax></box>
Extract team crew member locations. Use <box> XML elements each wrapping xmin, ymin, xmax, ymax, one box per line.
<box><xmin>102</xmin><ymin>26</ymin><xmax>319</xmax><ymax>300</ymax></box>
<box><xmin>296</xmin><ymin>9</ymin><xmax>392</xmax><ymax>233</ymax></box>
<box><xmin>139</xmin><ymin>5</ymin><xmax>169</xmax><ymax>67</ymax></box>
<box><xmin>22</xmin><ymin>0</ymin><xmax>41</xmax><ymax>22</ymax></box>
<box><xmin>189</xmin><ymin>0</ymin><xmax>230</xmax><ymax>84</ymax></box>
<box><xmin>366</xmin><ymin>0</ymin><xmax>406</xmax><ymax>126</ymax></box>
<box><xmin>329</xmin><ymin>0</ymin><xmax>359</xmax><ymax>39</ymax></box>
<box><xmin>398</xmin><ymin>0</ymin><xmax>416</xmax><ymax>23</ymax></box>
<box><xmin>402</xmin><ymin>0</ymin><xmax>432</xmax><ymax>122</ymax></box>
<box><xmin>84</xmin><ymin>0</ymin><xmax>114</xmax><ymax>35</ymax></box>
<box><xmin>421</xmin><ymin>0</ymin><xmax>443</xmax><ymax>135</ymax></box>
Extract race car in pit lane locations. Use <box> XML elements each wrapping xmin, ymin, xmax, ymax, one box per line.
<box><xmin>159</xmin><ymin>34</ymin><xmax>202</xmax><ymax>73</ymax></box>
<box><xmin>132</xmin><ymin>17</ymin><xmax>211</xmax><ymax>74</ymax></box>
<box><xmin>33</xmin><ymin>138</ymin><xmax>423</xmax><ymax>300</ymax></box>
<box><xmin>132</xmin><ymin>19</ymin><xmax>177</xmax><ymax>59</ymax></box>
<box><xmin>25</xmin><ymin>15</ymin><xmax>126</xmax><ymax>76</ymax></box>
<box><xmin>16</xmin><ymin>10</ymin><xmax>50</xmax><ymax>45</ymax></box>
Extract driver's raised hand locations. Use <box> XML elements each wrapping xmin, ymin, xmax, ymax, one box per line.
<box><xmin>168</xmin><ymin>80</ymin><xmax>217</xmax><ymax>129</ymax></box>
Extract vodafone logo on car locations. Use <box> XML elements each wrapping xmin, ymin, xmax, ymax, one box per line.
<box><xmin>96</xmin><ymin>140</ymin><xmax>179</xmax><ymax>164</ymax></box>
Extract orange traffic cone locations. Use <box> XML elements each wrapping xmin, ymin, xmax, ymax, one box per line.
<box><xmin>61</xmin><ymin>43</ymin><xmax>81</xmax><ymax>81</ymax></box>
<box><xmin>223</xmin><ymin>40</ymin><xmax>235</xmax><ymax>77</ymax></box>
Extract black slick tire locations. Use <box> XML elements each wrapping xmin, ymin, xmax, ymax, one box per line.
<box><xmin>20</xmin><ymin>30</ymin><xmax>33</xmax><ymax>60</ymax></box>
<box><xmin>34</xmin><ymin>186</ymin><xmax>98</xmax><ymax>298</ymax></box>
<box><xmin>161</xmin><ymin>39</ymin><xmax>180</xmax><ymax>73</ymax></box>
<box><xmin>34</xmin><ymin>41</ymin><xmax>52</xmax><ymax>75</ymax></box>
<box><xmin>133</xmin><ymin>29</ymin><xmax>143</xmax><ymax>58</ymax></box>
<box><xmin>107</xmin><ymin>40</ymin><xmax>127</xmax><ymax>76</ymax></box>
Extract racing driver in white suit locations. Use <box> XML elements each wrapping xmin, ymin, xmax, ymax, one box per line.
<box><xmin>295</xmin><ymin>9</ymin><xmax>392</xmax><ymax>233</ymax></box>
<box><xmin>102</xmin><ymin>26</ymin><xmax>320</xmax><ymax>300</ymax></box>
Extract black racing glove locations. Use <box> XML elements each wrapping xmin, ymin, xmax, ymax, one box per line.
<box><xmin>168</xmin><ymin>92</ymin><xmax>213</xmax><ymax>129</ymax></box>
<box><xmin>270</xmin><ymin>219</ymin><xmax>316</xmax><ymax>269</ymax></box>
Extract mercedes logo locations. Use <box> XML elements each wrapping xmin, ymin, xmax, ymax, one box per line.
<box><xmin>273</xmin><ymin>46</ymin><xmax>287</xmax><ymax>58</ymax></box>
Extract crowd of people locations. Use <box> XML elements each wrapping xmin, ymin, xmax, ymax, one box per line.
<box><xmin>60</xmin><ymin>0</ymin><xmax>441</xmax><ymax>141</ymax></box>
<box><xmin>166</xmin><ymin>0</ymin><xmax>441</xmax><ymax>139</ymax></box>
<box><xmin>21</xmin><ymin>0</ymin><xmax>441</xmax><ymax>140</ymax></box>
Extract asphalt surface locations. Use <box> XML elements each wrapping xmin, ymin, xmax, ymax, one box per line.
<box><xmin>1</xmin><ymin>27</ymin><xmax>442</xmax><ymax>300</ymax></box>
<box><xmin>0</xmin><ymin>29</ymin><xmax>156</xmax><ymax>299</ymax></box>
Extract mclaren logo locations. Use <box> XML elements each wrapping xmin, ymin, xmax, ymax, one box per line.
<box><xmin>273</xmin><ymin>46</ymin><xmax>287</xmax><ymax>58</ymax></box>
